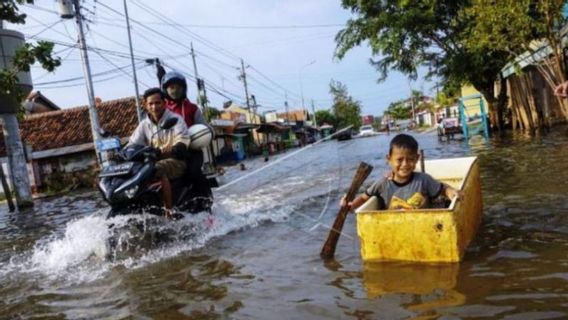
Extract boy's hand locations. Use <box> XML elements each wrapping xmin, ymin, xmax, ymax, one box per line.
<box><xmin>554</xmin><ymin>81</ymin><xmax>568</xmax><ymax>97</ymax></box>
<box><xmin>447</xmin><ymin>188</ymin><xmax>464</xmax><ymax>201</ymax></box>
<box><xmin>340</xmin><ymin>195</ymin><xmax>353</xmax><ymax>212</ymax></box>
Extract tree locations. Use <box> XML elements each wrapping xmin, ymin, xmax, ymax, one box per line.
<box><xmin>335</xmin><ymin>0</ymin><xmax>513</xmax><ymax>131</ymax></box>
<box><xmin>436</xmin><ymin>81</ymin><xmax>461</xmax><ymax>108</ymax></box>
<box><xmin>463</xmin><ymin>0</ymin><xmax>568</xmax><ymax>125</ymax></box>
<box><xmin>0</xmin><ymin>0</ymin><xmax>60</xmax><ymax>105</ymax></box>
<box><xmin>386</xmin><ymin>99</ymin><xmax>412</xmax><ymax>119</ymax></box>
<box><xmin>372</xmin><ymin>115</ymin><xmax>383</xmax><ymax>130</ymax></box>
<box><xmin>329</xmin><ymin>80</ymin><xmax>362</xmax><ymax>129</ymax></box>
<box><xmin>204</xmin><ymin>106</ymin><xmax>221</xmax><ymax>120</ymax></box>
<box><xmin>315</xmin><ymin>109</ymin><xmax>336</xmax><ymax>126</ymax></box>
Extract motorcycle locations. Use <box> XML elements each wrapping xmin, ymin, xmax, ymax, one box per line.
<box><xmin>97</xmin><ymin>118</ymin><xmax>213</xmax><ymax>220</ymax></box>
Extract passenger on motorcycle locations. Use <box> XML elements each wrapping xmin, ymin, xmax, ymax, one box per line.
<box><xmin>158</xmin><ymin>70</ymin><xmax>212</xmax><ymax>192</ymax></box>
<box><xmin>128</xmin><ymin>87</ymin><xmax>190</xmax><ymax>219</ymax></box>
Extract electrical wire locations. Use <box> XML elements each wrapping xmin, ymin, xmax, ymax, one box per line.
<box><xmin>142</xmin><ymin>22</ymin><xmax>344</xmax><ymax>30</ymax></box>
<box><xmin>96</xmin><ymin>0</ymin><xmax>305</xmax><ymax>105</ymax></box>
<box><xmin>34</xmin><ymin>61</ymin><xmax>143</xmax><ymax>85</ymax></box>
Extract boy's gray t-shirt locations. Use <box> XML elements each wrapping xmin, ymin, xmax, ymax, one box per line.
<box><xmin>365</xmin><ymin>172</ymin><xmax>444</xmax><ymax>210</ymax></box>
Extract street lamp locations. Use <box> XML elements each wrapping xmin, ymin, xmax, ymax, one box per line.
<box><xmin>299</xmin><ymin>60</ymin><xmax>316</xmax><ymax>111</ymax></box>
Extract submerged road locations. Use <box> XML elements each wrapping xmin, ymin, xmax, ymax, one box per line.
<box><xmin>1</xmin><ymin>130</ymin><xmax>568</xmax><ymax>319</ymax></box>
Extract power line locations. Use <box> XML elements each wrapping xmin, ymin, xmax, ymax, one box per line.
<box><xmin>91</xmin><ymin>48</ymin><xmax>152</xmax><ymax>88</ymax></box>
<box><xmin>97</xmin><ymin>1</ymin><xmax>305</xmax><ymax>105</ymax></box>
<box><xmin>26</xmin><ymin>15</ymin><xmax>76</xmax><ymax>42</ymax></box>
<box><xmin>248</xmin><ymin>65</ymin><xmax>302</xmax><ymax>100</ymax></box>
<box><xmin>128</xmin><ymin>0</ymin><xmax>241</xmax><ymax>62</ymax></box>
<box><xmin>27</xmin><ymin>19</ymin><xmax>63</xmax><ymax>39</ymax></box>
<box><xmin>34</xmin><ymin>61</ymin><xmax>141</xmax><ymax>85</ymax></box>
<box><xmin>23</xmin><ymin>3</ymin><xmax>59</xmax><ymax>15</ymax></box>
<box><xmin>162</xmin><ymin>61</ymin><xmax>245</xmax><ymax>103</ymax></box>
<box><xmin>142</xmin><ymin>22</ymin><xmax>345</xmax><ymax>30</ymax></box>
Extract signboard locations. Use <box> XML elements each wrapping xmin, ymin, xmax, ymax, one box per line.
<box><xmin>96</xmin><ymin>138</ymin><xmax>121</xmax><ymax>152</ymax></box>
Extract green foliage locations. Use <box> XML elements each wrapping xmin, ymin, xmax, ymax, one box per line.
<box><xmin>463</xmin><ymin>0</ymin><xmax>565</xmax><ymax>53</ymax></box>
<box><xmin>372</xmin><ymin>116</ymin><xmax>382</xmax><ymax>130</ymax></box>
<box><xmin>0</xmin><ymin>1</ymin><xmax>61</xmax><ymax>104</ymax></box>
<box><xmin>329</xmin><ymin>79</ymin><xmax>362</xmax><ymax>129</ymax></box>
<box><xmin>1</xmin><ymin>1</ymin><xmax>33</xmax><ymax>24</ymax></box>
<box><xmin>315</xmin><ymin>109</ymin><xmax>336</xmax><ymax>126</ymax></box>
<box><xmin>335</xmin><ymin>0</ymin><xmax>512</xmax><ymax>107</ymax></box>
<box><xmin>204</xmin><ymin>106</ymin><xmax>221</xmax><ymax>120</ymax></box>
<box><xmin>463</xmin><ymin>0</ymin><xmax>567</xmax><ymax>85</ymax></box>
<box><xmin>386</xmin><ymin>99</ymin><xmax>412</xmax><ymax>119</ymax></box>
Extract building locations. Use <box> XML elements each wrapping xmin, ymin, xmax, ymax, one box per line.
<box><xmin>0</xmin><ymin>97</ymin><xmax>138</xmax><ymax>192</ymax></box>
<box><xmin>23</xmin><ymin>91</ymin><xmax>61</xmax><ymax>114</ymax></box>
<box><xmin>361</xmin><ymin>115</ymin><xmax>374</xmax><ymax>125</ymax></box>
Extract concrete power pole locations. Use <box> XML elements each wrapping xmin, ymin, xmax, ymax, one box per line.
<box><xmin>190</xmin><ymin>42</ymin><xmax>201</xmax><ymax>106</ymax></box>
<box><xmin>311</xmin><ymin>99</ymin><xmax>317</xmax><ymax>127</ymax></box>
<box><xmin>69</xmin><ymin>0</ymin><xmax>102</xmax><ymax>161</ymax></box>
<box><xmin>0</xmin><ymin>21</ymin><xmax>33</xmax><ymax>208</ymax></box>
<box><xmin>240</xmin><ymin>59</ymin><xmax>251</xmax><ymax>110</ymax></box>
<box><xmin>190</xmin><ymin>42</ymin><xmax>209</xmax><ymax>117</ymax></box>
<box><xmin>0</xmin><ymin>116</ymin><xmax>33</xmax><ymax>209</ymax></box>
<box><xmin>122</xmin><ymin>0</ymin><xmax>142</xmax><ymax>123</ymax></box>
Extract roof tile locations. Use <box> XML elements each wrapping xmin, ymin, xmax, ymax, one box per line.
<box><xmin>0</xmin><ymin>97</ymin><xmax>138</xmax><ymax>157</ymax></box>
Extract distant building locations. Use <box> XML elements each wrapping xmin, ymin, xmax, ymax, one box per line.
<box><xmin>361</xmin><ymin>115</ymin><xmax>374</xmax><ymax>125</ymax></box>
<box><xmin>23</xmin><ymin>91</ymin><xmax>60</xmax><ymax>115</ymax></box>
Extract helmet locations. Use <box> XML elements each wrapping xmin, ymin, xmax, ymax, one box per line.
<box><xmin>161</xmin><ymin>71</ymin><xmax>187</xmax><ymax>99</ymax></box>
<box><xmin>188</xmin><ymin>124</ymin><xmax>213</xmax><ymax>150</ymax></box>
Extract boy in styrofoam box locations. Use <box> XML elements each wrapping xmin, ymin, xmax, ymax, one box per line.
<box><xmin>341</xmin><ymin>134</ymin><xmax>463</xmax><ymax>211</ymax></box>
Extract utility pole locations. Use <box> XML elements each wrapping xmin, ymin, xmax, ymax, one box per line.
<box><xmin>251</xmin><ymin>94</ymin><xmax>258</xmax><ymax>123</ymax></box>
<box><xmin>311</xmin><ymin>99</ymin><xmax>317</xmax><ymax>127</ymax></box>
<box><xmin>0</xmin><ymin>21</ymin><xmax>33</xmax><ymax>208</ymax></box>
<box><xmin>411</xmin><ymin>95</ymin><xmax>415</xmax><ymax>120</ymax></box>
<box><xmin>284</xmin><ymin>91</ymin><xmax>289</xmax><ymax>125</ymax></box>
<box><xmin>299</xmin><ymin>60</ymin><xmax>315</xmax><ymax>111</ymax></box>
<box><xmin>190</xmin><ymin>42</ymin><xmax>201</xmax><ymax>105</ymax></box>
<box><xmin>190</xmin><ymin>43</ymin><xmax>209</xmax><ymax>116</ymax></box>
<box><xmin>408</xmin><ymin>79</ymin><xmax>415</xmax><ymax>121</ymax></box>
<box><xmin>240</xmin><ymin>59</ymin><xmax>251</xmax><ymax>109</ymax></box>
<box><xmin>68</xmin><ymin>0</ymin><xmax>102</xmax><ymax>161</ymax></box>
<box><xmin>123</xmin><ymin>0</ymin><xmax>142</xmax><ymax>122</ymax></box>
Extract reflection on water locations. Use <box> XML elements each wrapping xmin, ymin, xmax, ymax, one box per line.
<box><xmin>362</xmin><ymin>262</ymin><xmax>460</xmax><ymax>297</ymax></box>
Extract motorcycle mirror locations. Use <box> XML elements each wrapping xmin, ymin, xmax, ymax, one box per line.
<box><xmin>98</xmin><ymin>127</ymin><xmax>111</xmax><ymax>138</ymax></box>
<box><xmin>161</xmin><ymin>118</ymin><xmax>178</xmax><ymax>130</ymax></box>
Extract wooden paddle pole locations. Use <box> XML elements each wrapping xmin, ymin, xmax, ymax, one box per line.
<box><xmin>320</xmin><ymin>162</ymin><xmax>373</xmax><ymax>260</ymax></box>
<box><xmin>420</xmin><ymin>149</ymin><xmax>425</xmax><ymax>173</ymax></box>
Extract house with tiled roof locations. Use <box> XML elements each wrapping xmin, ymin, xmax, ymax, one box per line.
<box><xmin>23</xmin><ymin>91</ymin><xmax>61</xmax><ymax>114</ymax></box>
<box><xmin>0</xmin><ymin>97</ymin><xmax>138</xmax><ymax>192</ymax></box>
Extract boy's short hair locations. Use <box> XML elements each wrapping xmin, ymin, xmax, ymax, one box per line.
<box><xmin>142</xmin><ymin>87</ymin><xmax>165</xmax><ymax>100</ymax></box>
<box><xmin>389</xmin><ymin>133</ymin><xmax>418</xmax><ymax>154</ymax></box>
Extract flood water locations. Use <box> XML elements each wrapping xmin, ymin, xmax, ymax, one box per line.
<box><xmin>1</xmin><ymin>129</ymin><xmax>568</xmax><ymax>319</ymax></box>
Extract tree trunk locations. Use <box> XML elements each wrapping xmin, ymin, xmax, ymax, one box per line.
<box><xmin>509</xmin><ymin>77</ymin><xmax>531</xmax><ymax>131</ymax></box>
<box><xmin>0</xmin><ymin>114</ymin><xmax>33</xmax><ymax>209</ymax></box>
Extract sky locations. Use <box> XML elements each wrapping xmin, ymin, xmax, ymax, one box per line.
<box><xmin>7</xmin><ymin>0</ymin><xmax>436</xmax><ymax>116</ymax></box>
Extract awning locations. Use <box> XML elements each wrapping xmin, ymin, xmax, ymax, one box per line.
<box><xmin>234</xmin><ymin>122</ymin><xmax>260</xmax><ymax>133</ymax></box>
<box><xmin>256</xmin><ymin>122</ymin><xmax>289</xmax><ymax>133</ymax></box>
<box><xmin>215</xmin><ymin>133</ymin><xmax>248</xmax><ymax>139</ymax></box>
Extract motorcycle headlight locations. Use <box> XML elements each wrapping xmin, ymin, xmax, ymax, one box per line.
<box><xmin>124</xmin><ymin>185</ymin><xmax>138</xmax><ymax>199</ymax></box>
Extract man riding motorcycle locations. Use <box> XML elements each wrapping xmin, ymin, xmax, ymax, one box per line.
<box><xmin>128</xmin><ymin>87</ymin><xmax>189</xmax><ymax>219</ymax></box>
